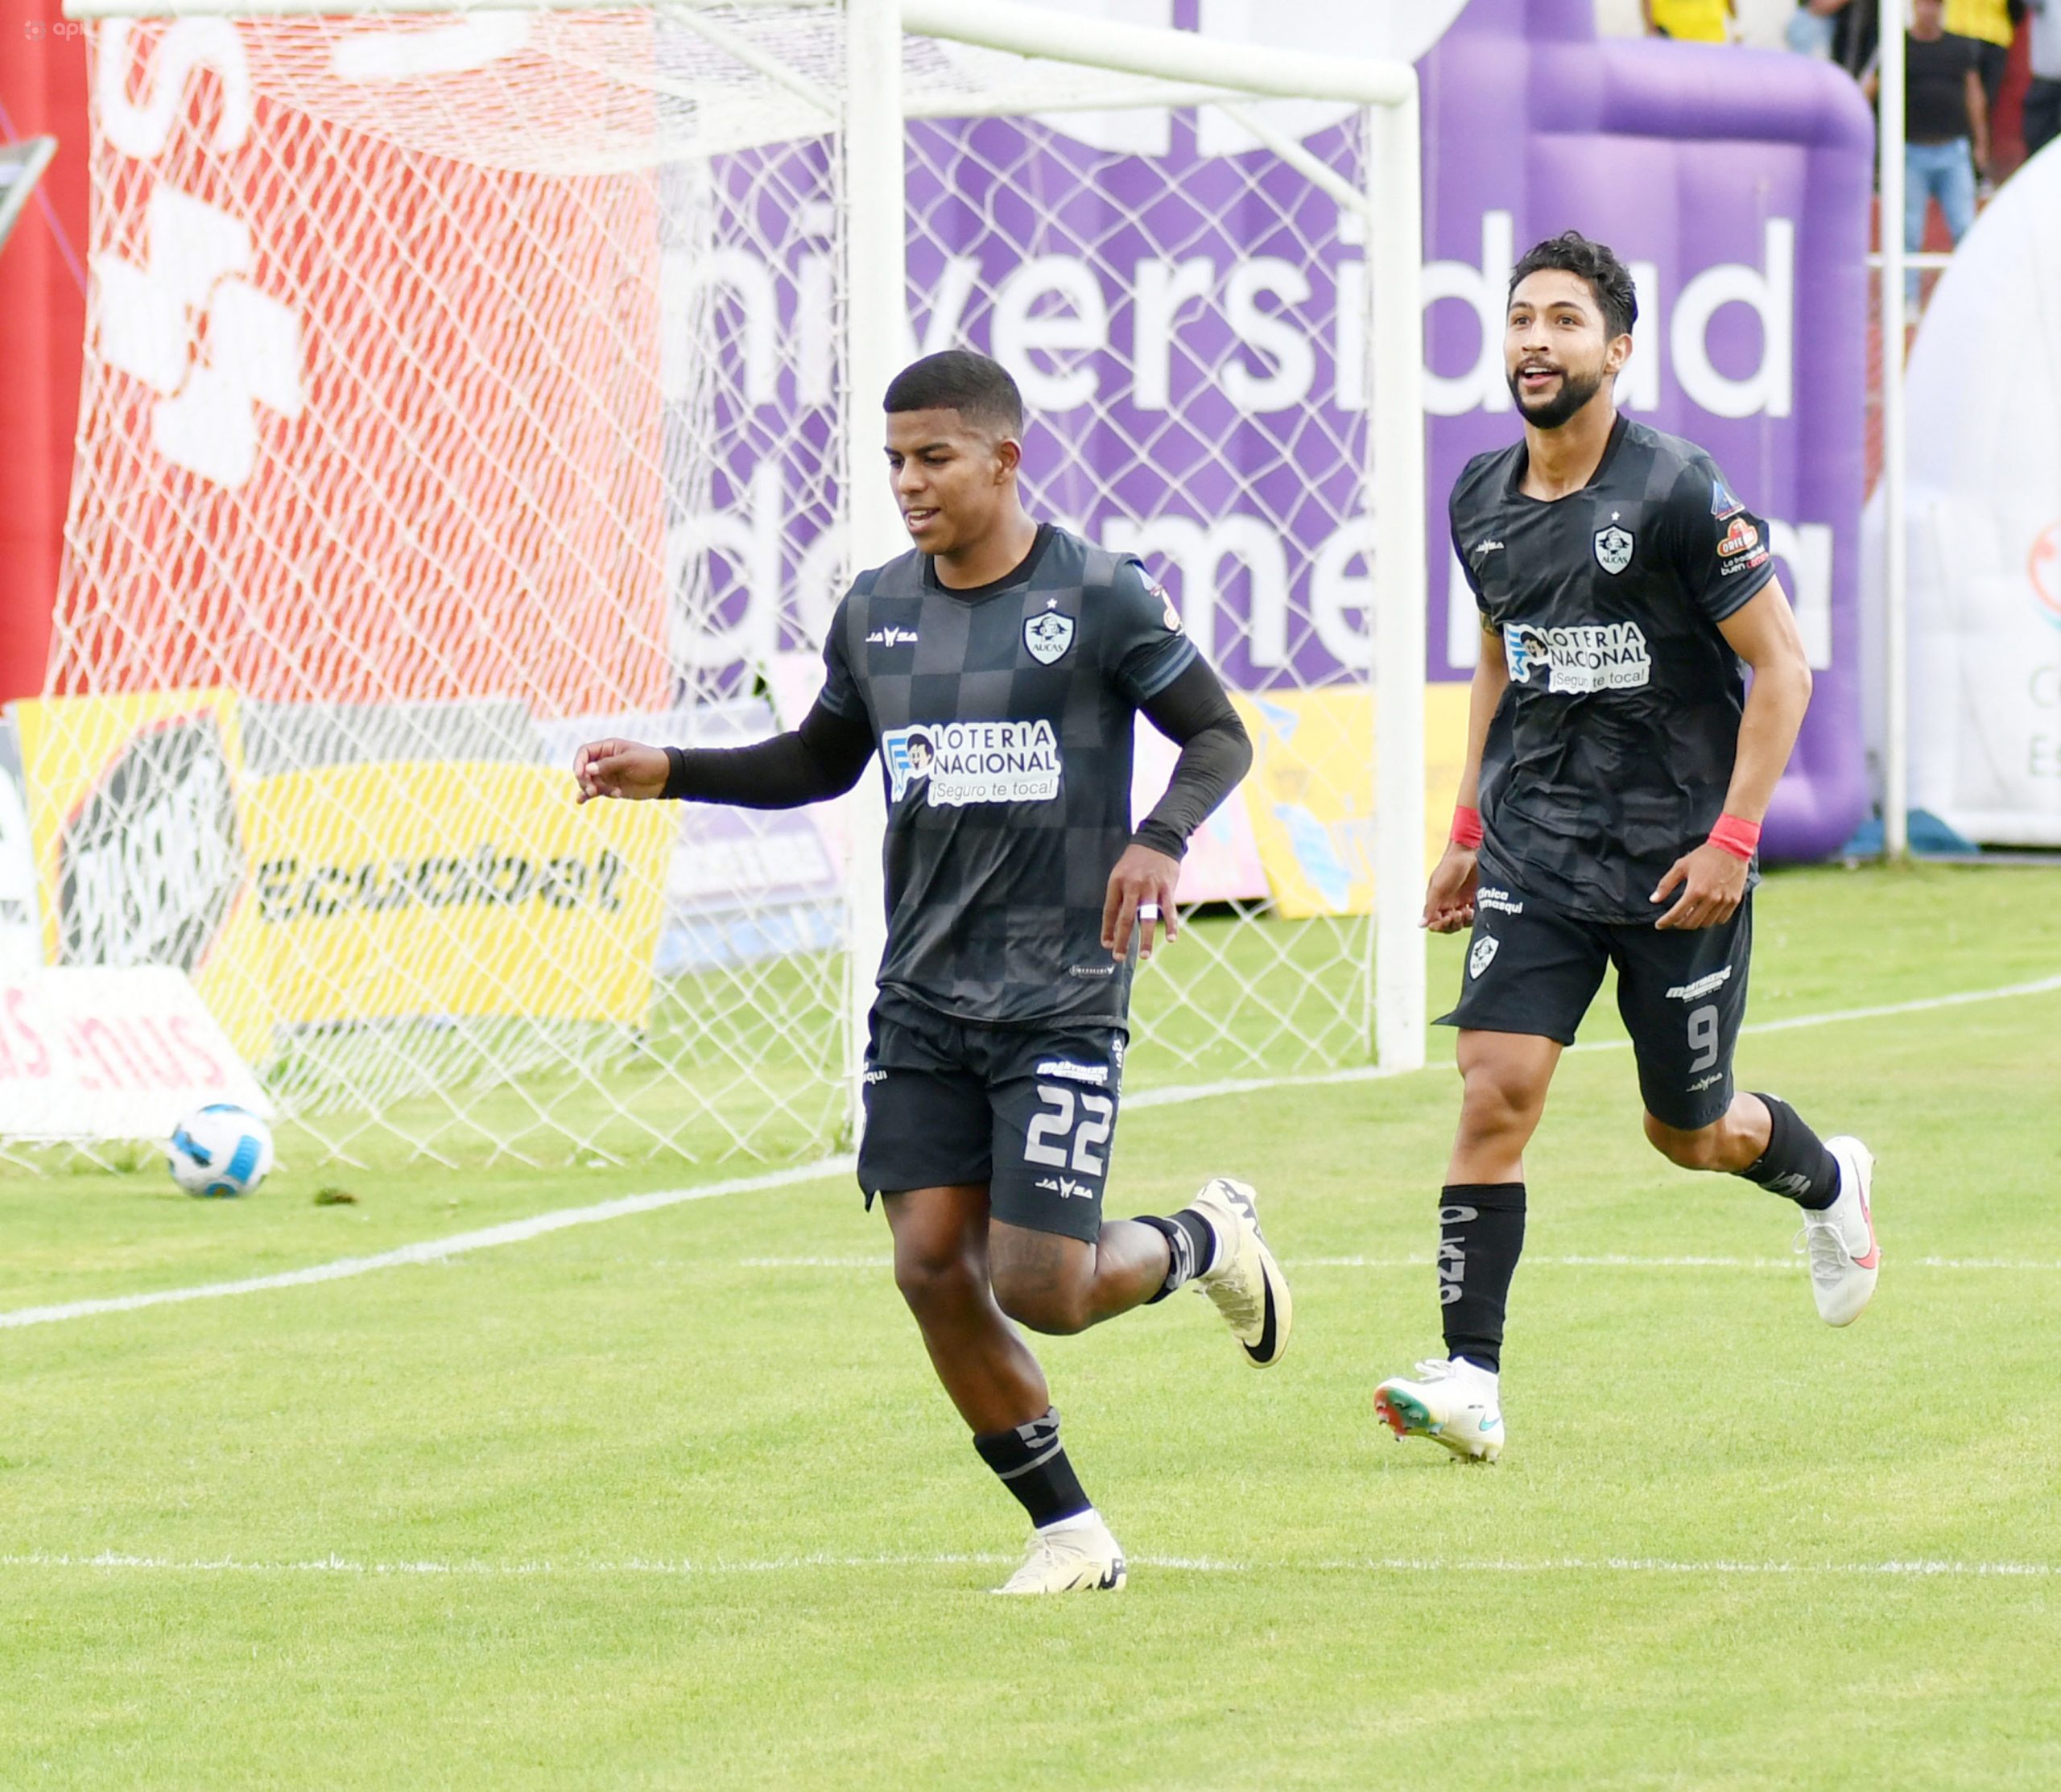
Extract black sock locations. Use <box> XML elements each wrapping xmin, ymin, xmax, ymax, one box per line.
<box><xmin>1439</xmin><ymin>1183</ymin><xmax>1525</xmax><ymax>1375</ymax></box>
<box><xmin>1138</xmin><ymin>1209</ymin><xmax>1216</xmax><ymax>1302</ymax></box>
<box><xmin>973</xmin><ymin>1408</ymin><xmax>1092</xmax><ymax>1529</ymax></box>
<box><xmin>1740</xmin><ymin>1093</ymin><xmax>1840</xmax><ymax>1210</ymax></box>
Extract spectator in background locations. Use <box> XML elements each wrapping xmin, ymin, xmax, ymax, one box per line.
<box><xmin>1946</xmin><ymin>0</ymin><xmax>2016</xmax><ymax>121</ymax></box>
<box><xmin>2027</xmin><ymin>0</ymin><xmax>2061</xmax><ymax>159</ymax></box>
<box><xmin>1833</xmin><ymin>0</ymin><xmax>1880</xmax><ymax>79</ymax></box>
<box><xmin>1789</xmin><ymin>0</ymin><xmax>1852</xmax><ymax>58</ymax></box>
<box><xmin>1645</xmin><ymin>0</ymin><xmax>1735</xmax><ymax>41</ymax></box>
<box><xmin>1865</xmin><ymin>0</ymin><xmax>1990</xmax><ymax>305</ymax></box>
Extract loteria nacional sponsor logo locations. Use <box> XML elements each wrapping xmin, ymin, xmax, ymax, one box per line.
<box><xmin>1503</xmin><ymin>621</ymin><xmax>1653</xmax><ymax>696</ymax></box>
<box><xmin>882</xmin><ymin>721</ymin><xmax>1063</xmax><ymax>807</ymax></box>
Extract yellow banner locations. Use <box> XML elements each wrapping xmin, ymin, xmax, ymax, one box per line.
<box><xmin>1232</xmin><ymin>684</ymin><xmax>1472</xmax><ymax>919</ymax></box>
<box><xmin>239</xmin><ymin>760</ymin><xmax>673</xmax><ymax>1038</ymax></box>
<box><xmin>14</xmin><ymin>688</ymin><xmax>246</xmax><ymax>970</ymax></box>
<box><xmin>14</xmin><ymin>692</ymin><xmax>671</xmax><ymax>1062</ymax></box>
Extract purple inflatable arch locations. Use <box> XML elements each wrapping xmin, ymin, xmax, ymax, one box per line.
<box><xmin>1419</xmin><ymin>0</ymin><xmax>1874</xmax><ymax>856</ymax></box>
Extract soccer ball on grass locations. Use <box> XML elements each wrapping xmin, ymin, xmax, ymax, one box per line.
<box><xmin>167</xmin><ymin>1103</ymin><xmax>275</xmax><ymax>1199</ymax></box>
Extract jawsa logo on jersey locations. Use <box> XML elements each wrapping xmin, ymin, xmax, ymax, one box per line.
<box><xmin>1503</xmin><ymin>621</ymin><xmax>1653</xmax><ymax>695</ymax></box>
<box><xmin>882</xmin><ymin>721</ymin><xmax>1063</xmax><ymax>807</ymax></box>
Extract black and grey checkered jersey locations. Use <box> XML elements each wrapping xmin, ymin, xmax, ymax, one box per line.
<box><xmin>1451</xmin><ymin>416</ymin><xmax>1778</xmax><ymax>923</ymax></box>
<box><xmin>818</xmin><ymin>523</ymin><xmax>1196</xmax><ymax>1026</ymax></box>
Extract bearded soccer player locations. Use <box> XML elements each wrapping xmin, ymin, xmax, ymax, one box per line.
<box><xmin>575</xmin><ymin>349</ymin><xmax>1289</xmax><ymax>1591</ymax></box>
<box><xmin>1372</xmin><ymin>233</ymin><xmax>1879</xmax><ymax>1464</ymax></box>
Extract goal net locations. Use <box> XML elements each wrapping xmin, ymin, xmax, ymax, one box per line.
<box><xmin>36</xmin><ymin>0</ymin><xmax>1423</xmax><ymax>1167</ymax></box>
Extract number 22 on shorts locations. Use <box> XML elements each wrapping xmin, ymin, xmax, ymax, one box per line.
<box><xmin>1023</xmin><ymin>1084</ymin><xmax>1113</xmax><ymax>1175</ymax></box>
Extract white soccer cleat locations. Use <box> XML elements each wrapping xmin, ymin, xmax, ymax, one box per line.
<box><xmin>992</xmin><ymin>1513</ymin><xmax>1126</xmax><ymax>1595</ymax></box>
<box><xmin>1797</xmin><ymin>1135</ymin><xmax>1879</xmax><ymax>1327</ymax></box>
<box><xmin>1186</xmin><ymin>1177</ymin><xmax>1293</xmax><ymax>1367</ymax></box>
<box><xmin>1373</xmin><ymin>1357</ymin><xmax>1504</xmax><ymax>1463</ymax></box>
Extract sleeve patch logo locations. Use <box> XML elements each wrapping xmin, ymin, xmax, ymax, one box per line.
<box><xmin>1148</xmin><ymin>579</ymin><xmax>1183</xmax><ymax>633</ymax></box>
<box><xmin>1716</xmin><ymin>518</ymin><xmax>1761</xmax><ymax>559</ymax></box>
<box><xmin>1711</xmin><ymin>473</ymin><xmax>1745</xmax><ymax>518</ymax></box>
<box><xmin>1023</xmin><ymin>609</ymin><xmax>1076</xmax><ymax>665</ymax></box>
<box><xmin>883</xmin><ymin>721</ymin><xmax>1062</xmax><ymax>806</ymax></box>
<box><xmin>1592</xmin><ymin>524</ymin><xmax>1634</xmax><ymax>576</ymax></box>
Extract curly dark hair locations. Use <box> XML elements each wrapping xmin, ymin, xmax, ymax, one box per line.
<box><xmin>883</xmin><ymin>349</ymin><xmax>1026</xmax><ymax>438</ymax></box>
<box><xmin>1509</xmin><ymin>231</ymin><xmax>1638</xmax><ymax>340</ymax></box>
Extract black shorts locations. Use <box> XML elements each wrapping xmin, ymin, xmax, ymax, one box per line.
<box><xmin>1438</xmin><ymin>882</ymin><xmax>1753</xmax><ymax>1130</ymax></box>
<box><xmin>857</xmin><ymin>990</ymin><xmax>1125</xmax><ymax>1243</ymax></box>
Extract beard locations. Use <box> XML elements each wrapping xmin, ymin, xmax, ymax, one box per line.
<box><xmin>1506</xmin><ymin>362</ymin><xmax>1606</xmax><ymax>430</ymax></box>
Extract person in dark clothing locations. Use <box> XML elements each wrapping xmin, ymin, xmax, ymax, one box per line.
<box><xmin>1370</xmin><ymin>234</ymin><xmax>1878</xmax><ymax>1467</ymax></box>
<box><xmin>1865</xmin><ymin>0</ymin><xmax>1990</xmax><ymax>302</ymax></box>
<box><xmin>2026</xmin><ymin>0</ymin><xmax>2061</xmax><ymax>160</ymax></box>
<box><xmin>575</xmin><ymin>349</ymin><xmax>1289</xmax><ymax>1594</ymax></box>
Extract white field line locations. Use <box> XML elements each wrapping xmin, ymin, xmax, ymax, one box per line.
<box><xmin>741</xmin><ymin>1253</ymin><xmax>2061</xmax><ymax>1273</ymax></box>
<box><xmin>2</xmin><ymin>1549</ymin><xmax>2055</xmax><ymax>1581</ymax></box>
<box><xmin>1125</xmin><ymin>969</ymin><xmax>2061</xmax><ymax>1109</ymax></box>
<box><xmin>4</xmin><ymin>969</ymin><xmax>2056</xmax><ymax>1335</ymax></box>
<box><xmin>0</xmin><ymin>1158</ymin><xmax>853</xmax><ymax>1332</ymax></box>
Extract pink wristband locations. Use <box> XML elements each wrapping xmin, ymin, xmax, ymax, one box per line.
<box><xmin>1451</xmin><ymin>803</ymin><xmax>1484</xmax><ymax>850</ymax></box>
<box><xmin>1707</xmin><ymin>813</ymin><xmax>1761</xmax><ymax>862</ymax></box>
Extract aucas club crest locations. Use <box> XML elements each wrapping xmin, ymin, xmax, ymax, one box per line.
<box><xmin>1592</xmin><ymin>524</ymin><xmax>1634</xmax><ymax>576</ymax></box>
<box><xmin>1023</xmin><ymin>609</ymin><xmax>1076</xmax><ymax>664</ymax></box>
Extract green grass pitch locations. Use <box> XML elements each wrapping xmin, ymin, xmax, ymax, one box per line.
<box><xmin>5</xmin><ymin>861</ymin><xmax>2060</xmax><ymax>1789</ymax></box>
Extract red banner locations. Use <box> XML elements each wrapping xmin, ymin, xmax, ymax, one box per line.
<box><xmin>53</xmin><ymin>19</ymin><xmax>670</xmax><ymax>715</ymax></box>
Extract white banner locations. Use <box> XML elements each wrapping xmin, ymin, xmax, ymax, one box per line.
<box><xmin>0</xmin><ymin>967</ymin><xmax>271</xmax><ymax>1143</ymax></box>
<box><xmin>1869</xmin><ymin>142</ymin><xmax>2061</xmax><ymax>845</ymax></box>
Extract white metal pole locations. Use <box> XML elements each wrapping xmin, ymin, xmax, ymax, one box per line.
<box><xmin>1881</xmin><ymin>0</ymin><xmax>1910</xmax><ymax>857</ymax></box>
<box><xmin>1369</xmin><ymin>86</ymin><xmax>1427</xmax><ymax>1072</ymax></box>
<box><xmin>841</xmin><ymin>0</ymin><xmax>904</xmax><ymax>1142</ymax></box>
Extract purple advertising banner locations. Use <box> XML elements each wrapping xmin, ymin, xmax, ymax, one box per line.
<box><xmin>677</xmin><ymin>0</ymin><xmax>1872</xmax><ymax>861</ymax></box>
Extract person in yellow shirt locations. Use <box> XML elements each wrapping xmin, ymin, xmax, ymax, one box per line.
<box><xmin>1645</xmin><ymin>0</ymin><xmax>1735</xmax><ymax>41</ymax></box>
<box><xmin>1947</xmin><ymin>0</ymin><xmax>2016</xmax><ymax>110</ymax></box>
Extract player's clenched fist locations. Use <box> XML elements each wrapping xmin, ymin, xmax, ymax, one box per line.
<box><xmin>573</xmin><ymin>738</ymin><xmax>669</xmax><ymax>803</ymax></box>
<box><xmin>1422</xmin><ymin>841</ymin><xmax>1479</xmax><ymax>934</ymax></box>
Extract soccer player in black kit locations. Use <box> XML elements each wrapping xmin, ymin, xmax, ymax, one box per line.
<box><xmin>575</xmin><ymin>350</ymin><xmax>1291</xmax><ymax>1591</ymax></box>
<box><xmin>1373</xmin><ymin>233</ymin><xmax>1879</xmax><ymax>1464</ymax></box>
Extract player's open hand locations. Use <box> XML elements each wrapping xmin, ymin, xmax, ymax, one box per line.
<box><xmin>1102</xmin><ymin>843</ymin><xmax>1182</xmax><ymax>963</ymax></box>
<box><xmin>1650</xmin><ymin>842</ymin><xmax>1749</xmax><ymax>930</ymax></box>
<box><xmin>573</xmin><ymin>738</ymin><xmax>669</xmax><ymax>803</ymax></box>
<box><xmin>1422</xmin><ymin>842</ymin><xmax>1479</xmax><ymax>934</ymax></box>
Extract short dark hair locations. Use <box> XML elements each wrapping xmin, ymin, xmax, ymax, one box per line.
<box><xmin>883</xmin><ymin>349</ymin><xmax>1025</xmax><ymax>438</ymax></box>
<box><xmin>1509</xmin><ymin>232</ymin><xmax>1638</xmax><ymax>340</ymax></box>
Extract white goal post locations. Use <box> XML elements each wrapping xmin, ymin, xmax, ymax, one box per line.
<box><xmin>45</xmin><ymin>0</ymin><xmax>1426</xmax><ymax>1166</ymax></box>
